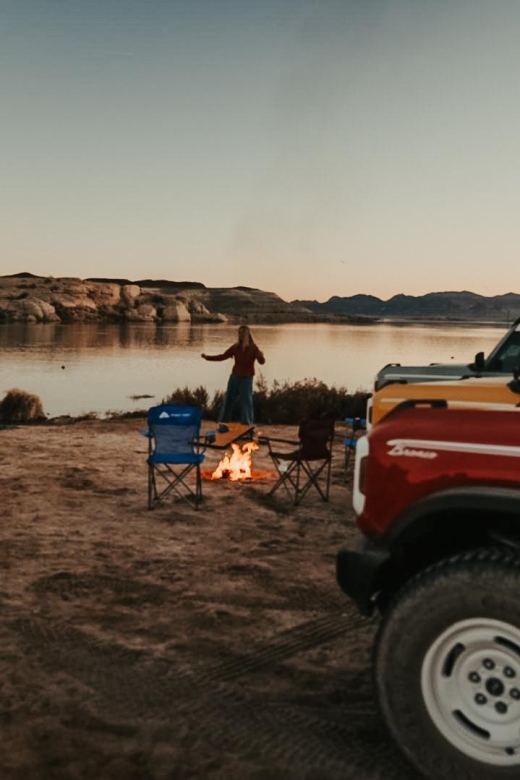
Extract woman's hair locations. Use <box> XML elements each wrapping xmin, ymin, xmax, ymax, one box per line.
<box><xmin>237</xmin><ymin>324</ymin><xmax>254</xmax><ymax>349</ymax></box>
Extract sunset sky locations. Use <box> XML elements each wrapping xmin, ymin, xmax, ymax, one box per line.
<box><xmin>2</xmin><ymin>0</ymin><xmax>519</xmax><ymax>302</ymax></box>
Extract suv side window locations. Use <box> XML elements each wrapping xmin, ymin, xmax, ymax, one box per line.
<box><xmin>487</xmin><ymin>331</ymin><xmax>520</xmax><ymax>371</ymax></box>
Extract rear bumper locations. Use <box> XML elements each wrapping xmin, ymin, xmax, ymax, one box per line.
<box><xmin>336</xmin><ymin>541</ymin><xmax>391</xmax><ymax>616</ymax></box>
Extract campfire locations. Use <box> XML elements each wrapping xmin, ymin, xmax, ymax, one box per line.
<box><xmin>211</xmin><ymin>441</ymin><xmax>260</xmax><ymax>481</ymax></box>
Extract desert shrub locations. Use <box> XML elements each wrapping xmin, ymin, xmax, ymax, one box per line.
<box><xmin>162</xmin><ymin>385</ymin><xmax>224</xmax><ymax>420</ymax></box>
<box><xmin>254</xmin><ymin>377</ymin><xmax>368</xmax><ymax>424</ymax></box>
<box><xmin>106</xmin><ymin>409</ymin><xmax>148</xmax><ymax>420</ymax></box>
<box><xmin>162</xmin><ymin>378</ymin><xmax>369</xmax><ymax>425</ymax></box>
<box><xmin>0</xmin><ymin>388</ymin><xmax>46</xmax><ymax>422</ymax></box>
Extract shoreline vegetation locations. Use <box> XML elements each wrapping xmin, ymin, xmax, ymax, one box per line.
<box><xmin>0</xmin><ymin>381</ymin><xmax>370</xmax><ymax>427</ymax></box>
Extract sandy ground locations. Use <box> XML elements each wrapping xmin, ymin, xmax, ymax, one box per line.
<box><xmin>0</xmin><ymin>418</ymin><xmax>421</xmax><ymax>780</ymax></box>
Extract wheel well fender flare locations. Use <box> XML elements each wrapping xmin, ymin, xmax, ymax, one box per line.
<box><xmin>381</xmin><ymin>486</ymin><xmax>520</xmax><ymax>550</ymax></box>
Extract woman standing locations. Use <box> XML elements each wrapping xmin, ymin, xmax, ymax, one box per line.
<box><xmin>201</xmin><ymin>325</ymin><xmax>265</xmax><ymax>425</ymax></box>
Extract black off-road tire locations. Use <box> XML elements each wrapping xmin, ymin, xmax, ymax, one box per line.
<box><xmin>374</xmin><ymin>548</ymin><xmax>520</xmax><ymax>780</ymax></box>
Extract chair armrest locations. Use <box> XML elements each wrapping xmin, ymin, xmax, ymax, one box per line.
<box><xmin>259</xmin><ymin>435</ymin><xmax>299</xmax><ymax>457</ymax></box>
<box><xmin>193</xmin><ymin>435</ymin><xmax>209</xmax><ymax>453</ymax></box>
<box><xmin>345</xmin><ymin>417</ymin><xmax>367</xmax><ymax>431</ymax></box>
<box><xmin>258</xmin><ymin>436</ymin><xmax>298</xmax><ymax>446</ymax></box>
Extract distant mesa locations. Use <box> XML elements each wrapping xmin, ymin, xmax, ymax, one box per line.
<box><xmin>0</xmin><ymin>272</ymin><xmax>314</xmax><ymax>325</ymax></box>
<box><xmin>87</xmin><ymin>277</ymin><xmax>207</xmax><ymax>291</ymax></box>
<box><xmin>3</xmin><ymin>271</ymin><xmax>42</xmax><ymax>279</ymax></box>
<box><xmin>0</xmin><ymin>273</ymin><xmax>518</xmax><ymax>325</ymax></box>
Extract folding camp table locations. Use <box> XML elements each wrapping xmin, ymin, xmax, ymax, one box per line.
<box><xmin>204</xmin><ymin>423</ymin><xmax>255</xmax><ymax>449</ymax></box>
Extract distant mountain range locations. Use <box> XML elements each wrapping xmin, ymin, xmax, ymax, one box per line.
<box><xmin>292</xmin><ymin>291</ymin><xmax>520</xmax><ymax>323</ymax></box>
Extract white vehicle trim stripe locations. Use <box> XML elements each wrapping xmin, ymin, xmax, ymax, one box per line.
<box><xmin>381</xmin><ymin>399</ymin><xmax>519</xmax><ymax>412</ymax></box>
<box><xmin>381</xmin><ymin>375</ymin><xmax>512</xmax><ymax>386</ymax></box>
<box><xmin>353</xmin><ymin>435</ymin><xmax>369</xmax><ymax>514</ymax></box>
<box><xmin>387</xmin><ymin>439</ymin><xmax>520</xmax><ymax>457</ymax></box>
<box><xmin>382</xmin><ymin>373</ymin><xmax>464</xmax><ymax>381</ymax></box>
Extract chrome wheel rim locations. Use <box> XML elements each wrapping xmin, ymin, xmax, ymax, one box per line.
<box><xmin>422</xmin><ymin>618</ymin><xmax>520</xmax><ymax>766</ymax></box>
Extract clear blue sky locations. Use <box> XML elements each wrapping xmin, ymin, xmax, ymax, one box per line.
<box><xmin>2</xmin><ymin>0</ymin><xmax>519</xmax><ymax>302</ymax></box>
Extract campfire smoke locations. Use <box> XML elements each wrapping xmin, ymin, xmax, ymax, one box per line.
<box><xmin>211</xmin><ymin>441</ymin><xmax>260</xmax><ymax>481</ymax></box>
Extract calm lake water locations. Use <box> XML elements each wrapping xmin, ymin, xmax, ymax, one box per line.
<box><xmin>0</xmin><ymin>321</ymin><xmax>508</xmax><ymax>418</ymax></box>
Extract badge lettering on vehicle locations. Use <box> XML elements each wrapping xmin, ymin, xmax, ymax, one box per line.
<box><xmin>387</xmin><ymin>442</ymin><xmax>438</xmax><ymax>459</ymax></box>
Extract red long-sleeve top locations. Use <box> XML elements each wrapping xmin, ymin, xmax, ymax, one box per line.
<box><xmin>205</xmin><ymin>343</ymin><xmax>265</xmax><ymax>377</ymax></box>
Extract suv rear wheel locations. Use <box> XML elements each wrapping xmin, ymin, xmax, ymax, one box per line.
<box><xmin>374</xmin><ymin>549</ymin><xmax>520</xmax><ymax>780</ymax></box>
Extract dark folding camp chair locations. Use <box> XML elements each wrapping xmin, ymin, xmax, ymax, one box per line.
<box><xmin>140</xmin><ymin>404</ymin><xmax>206</xmax><ymax>510</ymax></box>
<box><xmin>260</xmin><ymin>417</ymin><xmax>335</xmax><ymax>506</ymax></box>
<box><xmin>344</xmin><ymin>416</ymin><xmax>366</xmax><ymax>482</ymax></box>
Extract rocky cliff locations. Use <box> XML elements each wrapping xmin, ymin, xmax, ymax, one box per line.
<box><xmin>0</xmin><ymin>273</ymin><xmax>316</xmax><ymax>325</ymax></box>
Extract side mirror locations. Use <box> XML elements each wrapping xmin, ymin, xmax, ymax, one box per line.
<box><xmin>508</xmin><ymin>368</ymin><xmax>520</xmax><ymax>394</ymax></box>
<box><xmin>473</xmin><ymin>351</ymin><xmax>485</xmax><ymax>371</ymax></box>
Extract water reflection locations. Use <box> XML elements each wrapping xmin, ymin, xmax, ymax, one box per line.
<box><xmin>0</xmin><ymin>321</ymin><xmax>506</xmax><ymax>418</ymax></box>
<box><xmin>0</xmin><ymin>322</ymin><xmax>206</xmax><ymax>350</ymax></box>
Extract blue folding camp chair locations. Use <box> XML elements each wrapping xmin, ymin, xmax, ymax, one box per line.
<box><xmin>140</xmin><ymin>404</ymin><xmax>206</xmax><ymax>510</ymax></box>
<box><xmin>344</xmin><ymin>416</ymin><xmax>366</xmax><ymax>482</ymax></box>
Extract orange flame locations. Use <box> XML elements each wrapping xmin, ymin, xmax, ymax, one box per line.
<box><xmin>211</xmin><ymin>441</ymin><xmax>260</xmax><ymax>481</ymax></box>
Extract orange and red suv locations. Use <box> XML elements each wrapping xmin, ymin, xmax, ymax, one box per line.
<box><xmin>337</xmin><ymin>400</ymin><xmax>520</xmax><ymax>780</ymax></box>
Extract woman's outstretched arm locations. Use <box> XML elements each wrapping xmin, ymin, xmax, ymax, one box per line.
<box><xmin>201</xmin><ymin>346</ymin><xmax>235</xmax><ymax>361</ymax></box>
